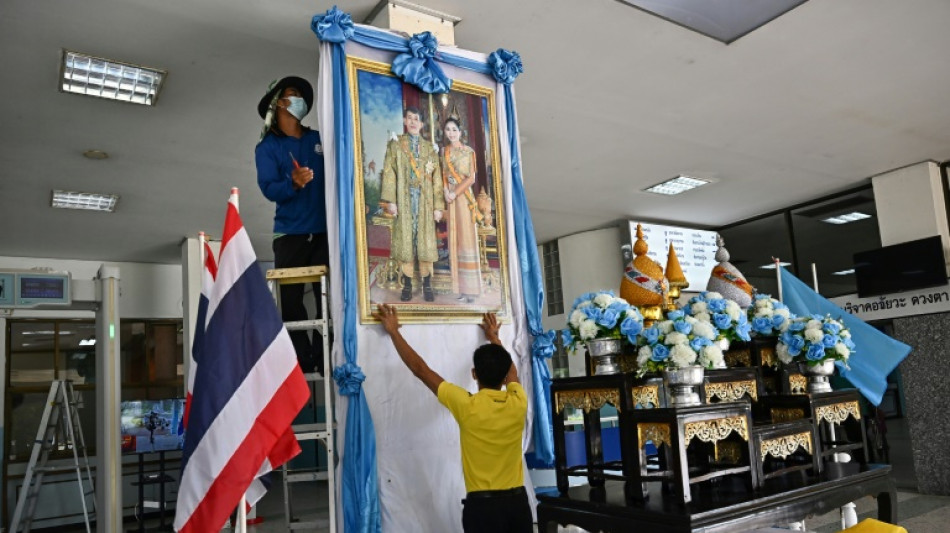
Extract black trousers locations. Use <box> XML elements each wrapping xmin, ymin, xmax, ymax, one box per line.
<box><xmin>461</xmin><ymin>487</ymin><xmax>532</xmax><ymax>533</ymax></box>
<box><xmin>273</xmin><ymin>233</ymin><xmax>329</xmax><ymax>374</ymax></box>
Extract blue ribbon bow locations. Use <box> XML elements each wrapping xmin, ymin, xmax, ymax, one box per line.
<box><xmin>487</xmin><ymin>49</ymin><xmax>523</xmax><ymax>85</ymax></box>
<box><xmin>532</xmin><ymin>330</ymin><xmax>557</xmax><ymax>360</ymax></box>
<box><xmin>312</xmin><ymin>5</ymin><xmax>355</xmax><ymax>43</ymax></box>
<box><xmin>391</xmin><ymin>32</ymin><xmax>452</xmax><ymax>93</ymax></box>
<box><xmin>333</xmin><ymin>362</ymin><xmax>367</xmax><ymax>396</ymax></box>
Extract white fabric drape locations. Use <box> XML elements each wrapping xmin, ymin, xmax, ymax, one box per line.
<box><xmin>319</xmin><ymin>40</ymin><xmax>536</xmax><ymax>533</ymax></box>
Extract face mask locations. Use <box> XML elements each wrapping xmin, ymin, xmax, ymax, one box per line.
<box><xmin>284</xmin><ymin>96</ymin><xmax>308</xmax><ymax>120</ymax></box>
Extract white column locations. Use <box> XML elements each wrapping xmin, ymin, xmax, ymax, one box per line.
<box><xmin>872</xmin><ymin>160</ymin><xmax>950</xmax><ymax>272</ymax></box>
<box><xmin>95</xmin><ymin>265</ymin><xmax>122</xmax><ymax>533</ymax></box>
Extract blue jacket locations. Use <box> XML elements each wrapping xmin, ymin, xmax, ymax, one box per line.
<box><xmin>255</xmin><ymin>129</ymin><xmax>327</xmax><ymax>235</ymax></box>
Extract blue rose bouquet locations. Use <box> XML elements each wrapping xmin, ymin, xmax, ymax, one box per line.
<box><xmin>562</xmin><ymin>291</ymin><xmax>644</xmax><ymax>353</ymax></box>
<box><xmin>634</xmin><ymin>309</ymin><xmax>723</xmax><ymax>376</ymax></box>
<box><xmin>777</xmin><ymin>314</ymin><xmax>854</xmax><ymax>367</ymax></box>
<box><xmin>683</xmin><ymin>291</ymin><xmax>752</xmax><ymax>343</ymax></box>
<box><xmin>748</xmin><ymin>294</ymin><xmax>794</xmax><ymax>337</ymax></box>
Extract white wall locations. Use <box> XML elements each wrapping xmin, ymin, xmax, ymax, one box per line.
<box><xmin>546</xmin><ymin>226</ymin><xmax>625</xmax><ymax>376</ymax></box>
<box><xmin>0</xmin><ymin>256</ymin><xmax>183</xmax><ymax>319</ymax></box>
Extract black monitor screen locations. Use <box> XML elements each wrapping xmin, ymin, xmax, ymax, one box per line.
<box><xmin>120</xmin><ymin>399</ymin><xmax>185</xmax><ymax>454</ymax></box>
<box><xmin>854</xmin><ymin>235</ymin><xmax>948</xmax><ymax>297</ymax></box>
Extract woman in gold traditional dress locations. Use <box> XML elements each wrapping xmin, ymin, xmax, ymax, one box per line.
<box><xmin>440</xmin><ymin>118</ymin><xmax>483</xmax><ymax>302</ymax></box>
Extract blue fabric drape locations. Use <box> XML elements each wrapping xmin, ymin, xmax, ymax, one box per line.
<box><xmin>313</xmin><ymin>15</ymin><xmax>555</xmax><ymax>529</ymax></box>
<box><xmin>313</xmin><ymin>8</ymin><xmax>381</xmax><ymax>533</ymax></box>
<box><xmin>499</xmin><ymin>74</ymin><xmax>554</xmax><ymax>466</ymax></box>
<box><xmin>779</xmin><ymin>267</ymin><xmax>912</xmax><ymax>405</ymax></box>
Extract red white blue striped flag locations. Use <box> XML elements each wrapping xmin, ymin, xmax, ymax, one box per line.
<box><xmin>175</xmin><ymin>190</ymin><xmax>310</xmax><ymax>532</ymax></box>
<box><xmin>183</xmin><ymin>235</ymin><xmax>217</xmax><ymax>429</ymax></box>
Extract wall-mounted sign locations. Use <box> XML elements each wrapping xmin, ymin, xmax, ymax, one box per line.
<box><xmin>0</xmin><ymin>273</ymin><xmax>13</xmax><ymax>306</ymax></box>
<box><xmin>829</xmin><ymin>283</ymin><xmax>950</xmax><ymax>322</ymax></box>
<box><xmin>0</xmin><ymin>271</ymin><xmax>72</xmax><ymax>308</ymax></box>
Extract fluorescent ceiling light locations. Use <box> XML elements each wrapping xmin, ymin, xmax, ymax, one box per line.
<box><xmin>833</xmin><ymin>269</ymin><xmax>856</xmax><ymax>276</ymax></box>
<box><xmin>51</xmin><ymin>190</ymin><xmax>119</xmax><ymax>212</ymax></box>
<box><xmin>60</xmin><ymin>50</ymin><xmax>166</xmax><ymax>106</ymax></box>
<box><xmin>822</xmin><ymin>212</ymin><xmax>872</xmax><ymax>225</ymax></box>
<box><xmin>79</xmin><ymin>338</ymin><xmax>97</xmax><ymax>346</ymax></box>
<box><xmin>760</xmin><ymin>262</ymin><xmax>791</xmax><ymax>270</ymax></box>
<box><xmin>23</xmin><ymin>330</ymin><xmax>74</xmax><ymax>336</ymax></box>
<box><xmin>644</xmin><ymin>175</ymin><xmax>711</xmax><ymax>195</ymax></box>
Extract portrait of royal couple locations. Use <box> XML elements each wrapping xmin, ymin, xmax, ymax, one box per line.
<box><xmin>380</xmin><ymin>105</ymin><xmax>485</xmax><ymax>304</ymax></box>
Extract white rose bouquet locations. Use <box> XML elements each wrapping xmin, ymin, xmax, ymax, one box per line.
<box><xmin>635</xmin><ymin>309</ymin><xmax>723</xmax><ymax>376</ymax></box>
<box><xmin>777</xmin><ymin>314</ymin><xmax>854</xmax><ymax>367</ymax></box>
<box><xmin>562</xmin><ymin>291</ymin><xmax>644</xmax><ymax>353</ymax></box>
<box><xmin>684</xmin><ymin>292</ymin><xmax>752</xmax><ymax>343</ymax></box>
<box><xmin>748</xmin><ymin>294</ymin><xmax>794</xmax><ymax>337</ymax></box>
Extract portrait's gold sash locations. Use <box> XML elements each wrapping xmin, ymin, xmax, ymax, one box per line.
<box><xmin>444</xmin><ymin>146</ymin><xmax>483</xmax><ymax>224</ymax></box>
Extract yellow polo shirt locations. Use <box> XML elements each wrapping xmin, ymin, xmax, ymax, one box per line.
<box><xmin>437</xmin><ymin>381</ymin><xmax>527</xmax><ymax>493</ymax></box>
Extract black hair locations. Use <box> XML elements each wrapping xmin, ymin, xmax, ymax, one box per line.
<box><xmin>404</xmin><ymin>106</ymin><xmax>424</xmax><ymax>120</ymax></box>
<box><xmin>443</xmin><ymin>117</ymin><xmax>461</xmax><ymax>130</ymax></box>
<box><xmin>473</xmin><ymin>343</ymin><xmax>512</xmax><ymax>389</ymax></box>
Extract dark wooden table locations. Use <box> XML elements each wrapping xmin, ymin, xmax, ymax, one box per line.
<box><xmin>536</xmin><ymin>463</ymin><xmax>895</xmax><ymax>533</ymax></box>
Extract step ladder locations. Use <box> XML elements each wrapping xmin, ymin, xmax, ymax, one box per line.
<box><xmin>9</xmin><ymin>380</ymin><xmax>96</xmax><ymax>533</ymax></box>
<box><xmin>266</xmin><ymin>265</ymin><xmax>336</xmax><ymax>532</ymax></box>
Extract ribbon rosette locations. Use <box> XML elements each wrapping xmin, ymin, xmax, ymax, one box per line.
<box><xmin>487</xmin><ymin>49</ymin><xmax>523</xmax><ymax>85</ymax></box>
<box><xmin>312</xmin><ymin>6</ymin><xmax>355</xmax><ymax>43</ymax></box>
<box><xmin>532</xmin><ymin>330</ymin><xmax>557</xmax><ymax>360</ymax></box>
<box><xmin>332</xmin><ymin>361</ymin><xmax>366</xmax><ymax>396</ymax></box>
<box><xmin>391</xmin><ymin>31</ymin><xmax>452</xmax><ymax>93</ymax></box>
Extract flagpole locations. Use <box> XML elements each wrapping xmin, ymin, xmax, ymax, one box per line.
<box><xmin>811</xmin><ymin>262</ymin><xmax>819</xmax><ymax>293</ymax></box>
<box><xmin>774</xmin><ymin>257</ymin><xmax>783</xmax><ymax>303</ymax></box>
<box><xmin>228</xmin><ymin>187</ymin><xmax>249</xmax><ymax>533</ymax></box>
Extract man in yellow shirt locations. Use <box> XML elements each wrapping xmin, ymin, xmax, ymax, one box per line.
<box><xmin>373</xmin><ymin>304</ymin><xmax>532</xmax><ymax>533</ymax></box>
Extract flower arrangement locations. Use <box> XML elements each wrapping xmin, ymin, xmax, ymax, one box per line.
<box><xmin>635</xmin><ymin>310</ymin><xmax>723</xmax><ymax>376</ymax></box>
<box><xmin>748</xmin><ymin>294</ymin><xmax>794</xmax><ymax>337</ymax></box>
<box><xmin>561</xmin><ymin>291</ymin><xmax>644</xmax><ymax>353</ymax></box>
<box><xmin>777</xmin><ymin>314</ymin><xmax>855</xmax><ymax>367</ymax></box>
<box><xmin>683</xmin><ymin>291</ymin><xmax>752</xmax><ymax>343</ymax></box>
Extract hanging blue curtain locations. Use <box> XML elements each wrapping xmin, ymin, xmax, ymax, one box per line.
<box><xmin>312</xmin><ymin>8</ymin><xmax>381</xmax><ymax>533</ymax></box>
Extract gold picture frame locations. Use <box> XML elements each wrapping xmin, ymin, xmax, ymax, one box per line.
<box><xmin>348</xmin><ymin>57</ymin><xmax>512</xmax><ymax>324</ymax></box>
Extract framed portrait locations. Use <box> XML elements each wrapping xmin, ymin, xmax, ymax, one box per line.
<box><xmin>348</xmin><ymin>57</ymin><xmax>512</xmax><ymax>324</ymax></box>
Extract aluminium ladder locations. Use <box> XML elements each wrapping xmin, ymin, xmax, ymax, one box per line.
<box><xmin>266</xmin><ymin>265</ymin><xmax>336</xmax><ymax>532</ymax></box>
<box><xmin>9</xmin><ymin>379</ymin><xmax>96</xmax><ymax>533</ymax></box>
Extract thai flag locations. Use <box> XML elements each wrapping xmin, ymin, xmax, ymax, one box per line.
<box><xmin>183</xmin><ymin>235</ymin><xmax>217</xmax><ymax>429</ymax></box>
<box><xmin>175</xmin><ymin>190</ymin><xmax>310</xmax><ymax>532</ymax></box>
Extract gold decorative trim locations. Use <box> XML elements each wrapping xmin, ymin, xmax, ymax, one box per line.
<box><xmin>760</xmin><ymin>431</ymin><xmax>813</xmax><ymax>461</ymax></box>
<box><xmin>815</xmin><ymin>401</ymin><xmax>861</xmax><ymax>425</ymax></box>
<box><xmin>705</xmin><ymin>380</ymin><xmax>758</xmax><ymax>403</ymax></box>
<box><xmin>346</xmin><ymin>56</ymin><xmax>512</xmax><ymax>325</ymax></box>
<box><xmin>760</xmin><ymin>346</ymin><xmax>778</xmax><ymax>367</ymax></box>
<box><xmin>724</xmin><ymin>348</ymin><xmax>752</xmax><ymax>367</ymax></box>
<box><xmin>771</xmin><ymin>408</ymin><xmax>806</xmax><ymax>423</ymax></box>
<box><xmin>631</xmin><ymin>385</ymin><xmax>660</xmax><ymax>408</ymax></box>
<box><xmin>684</xmin><ymin>415</ymin><xmax>749</xmax><ymax>444</ymax></box>
<box><xmin>788</xmin><ymin>374</ymin><xmax>807</xmax><ymax>394</ymax></box>
<box><xmin>638</xmin><ymin>423</ymin><xmax>671</xmax><ymax>449</ymax></box>
<box><xmin>554</xmin><ymin>389</ymin><xmax>621</xmax><ymax>414</ymax></box>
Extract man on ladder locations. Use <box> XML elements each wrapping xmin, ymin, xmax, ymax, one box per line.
<box><xmin>255</xmin><ymin>75</ymin><xmax>328</xmax><ymax>375</ymax></box>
